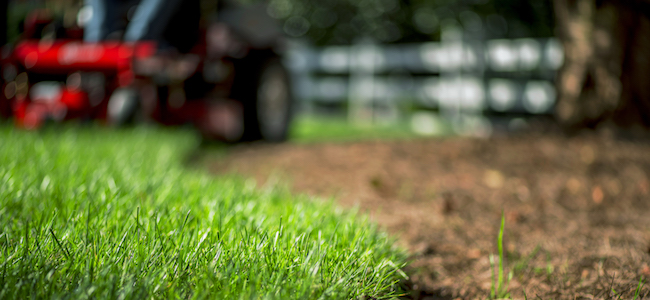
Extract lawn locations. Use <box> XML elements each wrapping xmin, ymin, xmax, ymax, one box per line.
<box><xmin>289</xmin><ymin>115</ymin><xmax>425</xmax><ymax>143</ymax></box>
<box><xmin>0</xmin><ymin>125</ymin><xmax>407</xmax><ymax>299</ymax></box>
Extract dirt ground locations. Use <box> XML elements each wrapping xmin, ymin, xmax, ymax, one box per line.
<box><xmin>205</xmin><ymin>129</ymin><xmax>650</xmax><ymax>299</ymax></box>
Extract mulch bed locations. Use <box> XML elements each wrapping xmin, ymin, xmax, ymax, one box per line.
<box><xmin>205</xmin><ymin>131</ymin><xmax>650</xmax><ymax>299</ymax></box>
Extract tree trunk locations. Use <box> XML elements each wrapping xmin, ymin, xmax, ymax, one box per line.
<box><xmin>553</xmin><ymin>0</ymin><xmax>650</xmax><ymax>130</ymax></box>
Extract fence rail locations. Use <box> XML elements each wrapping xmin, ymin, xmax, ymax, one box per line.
<box><xmin>285</xmin><ymin>36</ymin><xmax>564</xmax><ymax>134</ymax></box>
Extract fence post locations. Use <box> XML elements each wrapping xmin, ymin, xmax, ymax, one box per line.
<box><xmin>348</xmin><ymin>38</ymin><xmax>378</xmax><ymax>126</ymax></box>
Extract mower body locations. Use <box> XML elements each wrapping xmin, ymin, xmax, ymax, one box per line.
<box><xmin>1</xmin><ymin>5</ymin><xmax>293</xmax><ymax>142</ymax></box>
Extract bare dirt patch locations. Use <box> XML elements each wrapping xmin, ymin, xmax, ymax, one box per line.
<box><xmin>206</xmin><ymin>133</ymin><xmax>650</xmax><ymax>299</ymax></box>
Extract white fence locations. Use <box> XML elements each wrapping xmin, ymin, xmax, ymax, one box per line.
<box><xmin>285</xmin><ymin>36</ymin><xmax>564</xmax><ymax>134</ymax></box>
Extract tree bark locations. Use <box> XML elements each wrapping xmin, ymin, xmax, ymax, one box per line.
<box><xmin>553</xmin><ymin>0</ymin><xmax>650</xmax><ymax>130</ymax></box>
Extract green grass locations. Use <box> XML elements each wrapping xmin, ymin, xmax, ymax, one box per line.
<box><xmin>0</xmin><ymin>125</ymin><xmax>407</xmax><ymax>299</ymax></box>
<box><xmin>289</xmin><ymin>115</ymin><xmax>423</xmax><ymax>143</ymax></box>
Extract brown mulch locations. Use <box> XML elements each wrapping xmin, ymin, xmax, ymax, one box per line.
<box><xmin>204</xmin><ymin>131</ymin><xmax>650</xmax><ymax>299</ymax></box>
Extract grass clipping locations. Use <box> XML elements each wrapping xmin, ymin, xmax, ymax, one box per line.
<box><xmin>0</xmin><ymin>127</ymin><xmax>407</xmax><ymax>299</ymax></box>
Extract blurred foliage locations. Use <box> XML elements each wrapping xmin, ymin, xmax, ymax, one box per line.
<box><xmin>263</xmin><ymin>0</ymin><xmax>555</xmax><ymax>45</ymax></box>
<box><xmin>5</xmin><ymin>0</ymin><xmax>80</xmax><ymax>43</ymax></box>
<box><xmin>4</xmin><ymin>0</ymin><xmax>555</xmax><ymax>45</ymax></box>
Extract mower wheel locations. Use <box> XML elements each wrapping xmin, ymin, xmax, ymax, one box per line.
<box><xmin>231</xmin><ymin>56</ymin><xmax>293</xmax><ymax>142</ymax></box>
<box><xmin>254</xmin><ymin>58</ymin><xmax>293</xmax><ymax>142</ymax></box>
<box><xmin>107</xmin><ymin>88</ymin><xmax>139</xmax><ymax>126</ymax></box>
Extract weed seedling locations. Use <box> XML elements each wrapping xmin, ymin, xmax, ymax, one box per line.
<box><xmin>633</xmin><ymin>276</ymin><xmax>645</xmax><ymax>300</ymax></box>
<box><xmin>489</xmin><ymin>212</ymin><xmax>511</xmax><ymax>299</ymax></box>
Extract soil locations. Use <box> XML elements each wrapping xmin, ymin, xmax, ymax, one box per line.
<box><xmin>204</xmin><ymin>130</ymin><xmax>650</xmax><ymax>299</ymax></box>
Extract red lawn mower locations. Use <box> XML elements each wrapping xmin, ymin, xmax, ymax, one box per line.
<box><xmin>0</xmin><ymin>1</ymin><xmax>294</xmax><ymax>142</ymax></box>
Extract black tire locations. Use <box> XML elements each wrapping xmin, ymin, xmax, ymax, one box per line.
<box><xmin>0</xmin><ymin>64</ymin><xmax>14</xmax><ymax>119</ymax></box>
<box><xmin>106</xmin><ymin>87</ymin><xmax>139</xmax><ymax>126</ymax></box>
<box><xmin>231</xmin><ymin>56</ymin><xmax>293</xmax><ymax>142</ymax></box>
